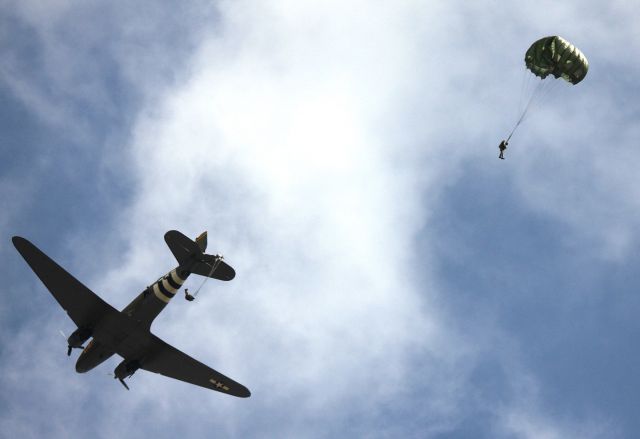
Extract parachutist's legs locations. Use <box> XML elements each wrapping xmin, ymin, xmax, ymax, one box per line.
<box><xmin>498</xmin><ymin>140</ymin><xmax>507</xmax><ymax>160</ymax></box>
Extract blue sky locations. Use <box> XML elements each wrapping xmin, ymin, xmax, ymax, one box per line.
<box><xmin>2</xmin><ymin>1</ymin><xmax>639</xmax><ymax>438</ymax></box>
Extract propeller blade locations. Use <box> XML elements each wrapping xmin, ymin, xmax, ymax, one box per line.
<box><xmin>60</xmin><ymin>330</ymin><xmax>73</xmax><ymax>356</ymax></box>
<box><xmin>118</xmin><ymin>378</ymin><xmax>130</xmax><ymax>390</ymax></box>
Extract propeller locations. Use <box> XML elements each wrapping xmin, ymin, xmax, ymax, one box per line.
<box><xmin>59</xmin><ymin>330</ymin><xmax>72</xmax><ymax>356</ymax></box>
<box><xmin>118</xmin><ymin>378</ymin><xmax>130</xmax><ymax>390</ymax></box>
<box><xmin>113</xmin><ymin>360</ymin><xmax>139</xmax><ymax>390</ymax></box>
<box><xmin>59</xmin><ymin>329</ymin><xmax>84</xmax><ymax>356</ymax></box>
<box><xmin>106</xmin><ymin>372</ymin><xmax>130</xmax><ymax>390</ymax></box>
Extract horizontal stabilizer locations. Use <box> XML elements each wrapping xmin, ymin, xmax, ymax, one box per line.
<box><xmin>165</xmin><ymin>230</ymin><xmax>202</xmax><ymax>266</ymax></box>
<box><xmin>191</xmin><ymin>254</ymin><xmax>235</xmax><ymax>281</ymax></box>
<box><xmin>164</xmin><ymin>230</ymin><xmax>235</xmax><ymax>281</ymax></box>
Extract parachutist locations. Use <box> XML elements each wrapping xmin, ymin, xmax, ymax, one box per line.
<box><xmin>184</xmin><ymin>288</ymin><xmax>195</xmax><ymax>301</ymax></box>
<box><xmin>498</xmin><ymin>140</ymin><xmax>508</xmax><ymax>159</ymax></box>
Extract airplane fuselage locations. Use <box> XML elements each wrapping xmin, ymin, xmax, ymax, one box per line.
<box><xmin>75</xmin><ymin>267</ymin><xmax>190</xmax><ymax>373</ymax></box>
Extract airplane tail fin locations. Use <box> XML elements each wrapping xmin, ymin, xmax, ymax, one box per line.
<box><xmin>164</xmin><ymin>230</ymin><xmax>235</xmax><ymax>281</ymax></box>
<box><xmin>195</xmin><ymin>231</ymin><xmax>207</xmax><ymax>252</ymax></box>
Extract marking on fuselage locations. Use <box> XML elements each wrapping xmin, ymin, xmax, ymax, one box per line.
<box><xmin>153</xmin><ymin>283</ymin><xmax>171</xmax><ymax>303</ymax></box>
<box><xmin>170</xmin><ymin>269</ymin><xmax>186</xmax><ymax>286</ymax></box>
<box><xmin>161</xmin><ymin>278</ymin><xmax>178</xmax><ymax>294</ymax></box>
<box><xmin>152</xmin><ymin>269</ymin><xmax>187</xmax><ymax>304</ymax></box>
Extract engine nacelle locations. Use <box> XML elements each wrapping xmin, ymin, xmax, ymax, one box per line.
<box><xmin>114</xmin><ymin>360</ymin><xmax>141</xmax><ymax>380</ymax></box>
<box><xmin>67</xmin><ymin>327</ymin><xmax>92</xmax><ymax>348</ymax></box>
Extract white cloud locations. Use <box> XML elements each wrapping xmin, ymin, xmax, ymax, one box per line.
<box><xmin>119</xmin><ymin>0</ymin><xmax>441</xmax><ymax>399</ymax></box>
<box><xmin>88</xmin><ymin>1</ymin><xmax>467</xmax><ymax>434</ymax></box>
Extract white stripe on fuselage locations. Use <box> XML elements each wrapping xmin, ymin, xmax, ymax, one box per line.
<box><xmin>170</xmin><ymin>269</ymin><xmax>184</xmax><ymax>285</ymax></box>
<box><xmin>152</xmin><ymin>269</ymin><xmax>186</xmax><ymax>304</ymax></box>
<box><xmin>162</xmin><ymin>278</ymin><xmax>178</xmax><ymax>294</ymax></box>
<box><xmin>153</xmin><ymin>283</ymin><xmax>171</xmax><ymax>303</ymax></box>
<box><xmin>153</xmin><ymin>268</ymin><xmax>184</xmax><ymax>303</ymax></box>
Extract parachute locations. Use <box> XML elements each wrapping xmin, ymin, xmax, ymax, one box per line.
<box><xmin>506</xmin><ymin>36</ymin><xmax>588</xmax><ymax>143</ymax></box>
<box><xmin>525</xmin><ymin>36</ymin><xmax>589</xmax><ymax>84</ymax></box>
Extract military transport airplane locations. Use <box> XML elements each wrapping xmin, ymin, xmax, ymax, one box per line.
<box><xmin>12</xmin><ymin>230</ymin><xmax>250</xmax><ymax>397</ymax></box>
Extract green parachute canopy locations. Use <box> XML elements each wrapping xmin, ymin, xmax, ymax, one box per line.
<box><xmin>525</xmin><ymin>36</ymin><xmax>589</xmax><ymax>84</ymax></box>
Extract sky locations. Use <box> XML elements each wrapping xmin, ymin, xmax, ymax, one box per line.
<box><xmin>1</xmin><ymin>1</ymin><xmax>639</xmax><ymax>438</ymax></box>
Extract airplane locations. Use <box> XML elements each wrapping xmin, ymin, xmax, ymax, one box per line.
<box><xmin>12</xmin><ymin>230</ymin><xmax>251</xmax><ymax>397</ymax></box>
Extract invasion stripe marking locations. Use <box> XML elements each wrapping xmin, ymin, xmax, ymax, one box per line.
<box><xmin>153</xmin><ymin>284</ymin><xmax>171</xmax><ymax>304</ymax></box>
<box><xmin>172</xmin><ymin>269</ymin><xmax>188</xmax><ymax>282</ymax></box>
<box><xmin>161</xmin><ymin>278</ymin><xmax>178</xmax><ymax>295</ymax></box>
<box><xmin>166</xmin><ymin>274</ymin><xmax>182</xmax><ymax>290</ymax></box>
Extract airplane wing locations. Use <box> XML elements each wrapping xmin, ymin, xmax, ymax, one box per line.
<box><xmin>141</xmin><ymin>334</ymin><xmax>251</xmax><ymax>398</ymax></box>
<box><xmin>12</xmin><ymin>236</ymin><xmax>119</xmax><ymax>329</ymax></box>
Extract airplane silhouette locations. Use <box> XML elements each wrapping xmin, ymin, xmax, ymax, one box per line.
<box><xmin>12</xmin><ymin>230</ymin><xmax>250</xmax><ymax>397</ymax></box>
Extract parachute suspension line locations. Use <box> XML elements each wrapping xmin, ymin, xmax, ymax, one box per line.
<box><xmin>507</xmin><ymin>80</ymin><xmax>544</xmax><ymax>142</ymax></box>
<box><xmin>537</xmin><ymin>79</ymin><xmax>560</xmax><ymax>106</ymax></box>
<box><xmin>514</xmin><ymin>79</ymin><xmax>560</xmax><ymax>140</ymax></box>
<box><xmin>518</xmin><ymin>70</ymin><xmax>529</xmax><ymax>113</ymax></box>
<box><xmin>192</xmin><ymin>255</ymin><xmax>224</xmax><ymax>297</ymax></box>
<box><xmin>516</xmin><ymin>67</ymin><xmax>529</xmax><ymax>116</ymax></box>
